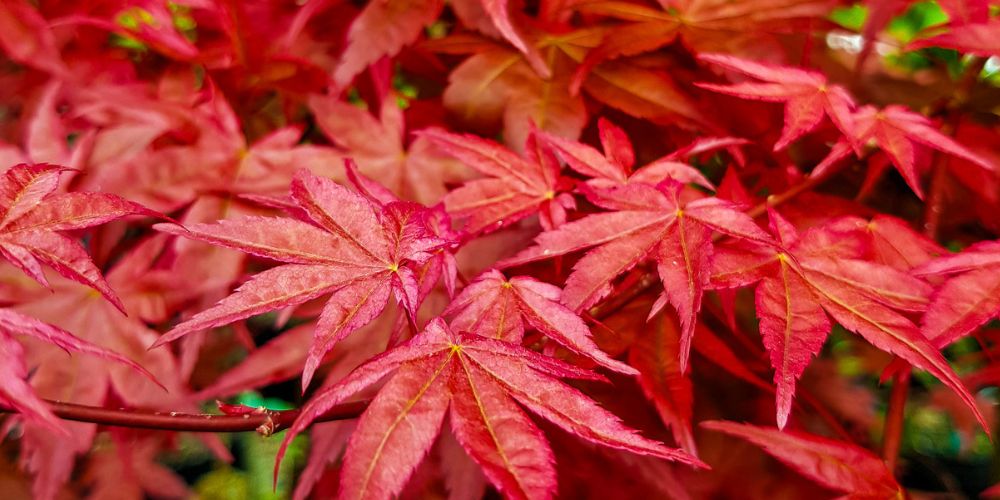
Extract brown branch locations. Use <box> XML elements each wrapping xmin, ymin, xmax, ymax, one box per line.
<box><xmin>1</xmin><ymin>400</ymin><xmax>367</xmax><ymax>434</ymax></box>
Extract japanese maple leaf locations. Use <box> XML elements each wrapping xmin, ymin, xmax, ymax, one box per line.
<box><xmin>501</xmin><ymin>181</ymin><xmax>772</xmax><ymax>371</ymax></box>
<box><xmin>822</xmin><ymin>214</ymin><xmax>943</xmax><ymax>271</ymax></box>
<box><xmin>709</xmin><ymin>209</ymin><xmax>985</xmax><ymax>430</ymax></box>
<box><xmin>277</xmin><ymin>319</ymin><xmax>703</xmax><ymax>500</ymax></box>
<box><xmin>419</xmin><ymin>127</ymin><xmax>576</xmax><ymax>235</ymax></box>
<box><xmin>702</xmin><ymin>421</ymin><xmax>903</xmax><ymax>499</ymax></box>
<box><xmin>0</xmin><ymin>0</ymin><xmax>67</xmax><ymax>76</ymax></box>
<box><xmin>696</xmin><ymin>54</ymin><xmax>857</xmax><ymax>151</ymax></box>
<box><xmin>569</xmin><ymin>0</ymin><xmax>837</xmax><ymax>93</ymax></box>
<box><xmin>913</xmin><ymin>240</ymin><xmax>1000</xmax><ymax>350</ymax></box>
<box><xmin>908</xmin><ymin>17</ymin><xmax>1000</xmax><ymax>57</ymax></box>
<box><xmin>0</xmin><ymin>309</ymin><xmax>155</xmax><ymax>432</ymax></box>
<box><xmin>0</xmin><ymin>163</ymin><xmax>161</xmax><ymax>312</ymax></box>
<box><xmin>433</xmin><ymin>34</ymin><xmax>585</xmax><ymax>149</ymax></box>
<box><xmin>82</xmin><ymin>434</ymin><xmax>188</xmax><ymax>500</ymax></box>
<box><xmin>629</xmin><ymin>309</ymin><xmax>696</xmax><ymax>454</ymax></box>
<box><xmin>443</xmin><ymin>269</ymin><xmax>636</xmax><ymax>374</ymax></box>
<box><xmin>812</xmin><ymin>104</ymin><xmax>996</xmax><ymax>199</ymax></box>
<box><xmin>431</xmin><ymin>30</ymin><xmax>707</xmax><ymax>148</ymax></box>
<box><xmin>57</xmin><ymin>1</ymin><xmax>199</xmax><ymax>61</ymax></box>
<box><xmin>153</xmin><ymin>169</ymin><xmax>447</xmax><ymax>390</ymax></box>
<box><xmin>78</xmin><ymin>82</ymin><xmax>343</xmax><ymax>212</ymax></box>
<box><xmin>309</xmin><ymin>94</ymin><xmax>470</xmax><ymax>205</ymax></box>
<box><xmin>1</xmin><ymin>82</ymin><xmax>77</xmax><ymax>168</ymax></box>
<box><xmin>538</xmin><ymin>117</ymin><xmax>740</xmax><ymax>190</ymax></box>
<box><xmin>332</xmin><ymin>0</ymin><xmax>444</xmax><ymax>87</ymax></box>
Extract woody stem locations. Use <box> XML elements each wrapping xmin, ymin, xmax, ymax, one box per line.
<box><xmin>0</xmin><ymin>400</ymin><xmax>367</xmax><ymax>434</ymax></box>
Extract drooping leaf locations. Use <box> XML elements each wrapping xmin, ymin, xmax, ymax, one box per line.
<box><xmin>502</xmin><ymin>181</ymin><xmax>771</xmax><ymax>370</ymax></box>
<box><xmin>696</xmin><ymin>53</ymin><xmax>857</xmax><ymax>151</ymax></box>
<box><xmin>277</xmin><ymin>319</ymin><xmax>702</xmax><ymax>500</ymax></box>
<box><xmin>702</xmin><ymin>420</ymin><xmax>903</xmax><ymax>498</ymax></box>
<box><xmin>445</xmin><ymin>269</ymin><xmax>636</xmax><ymax>374</ymax></box>
<box><xmin>154</xmin><ymin>169</ymin><xmax>450</xmax><ymax>390</ymax></box>
<box><xmin>914</xmin><ymin>240</ymin><xmax>1000</xmax><ymax>349</ymax></box>
<box><xmin>710</xmin><ymin>209</ymin><xmax>986</xmax><ymax>431</ymax></box>
<box><xmin>628</xmin><ymin>310</ymin><xmax>696</xmax><ymax>454</ymax></box>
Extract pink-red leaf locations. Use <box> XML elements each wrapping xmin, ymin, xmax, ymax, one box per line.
<box><xmin>702</xmin><ymin>420</ymin><xmax>902</xmax><ymax>498</ymax></box>
<box><xmin>697</xmin><ymin>54</ymin><xmax>856</xmax><ymax>151</ymax></box>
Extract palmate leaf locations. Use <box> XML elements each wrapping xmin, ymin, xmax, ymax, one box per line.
<box><xmin>569</xmin><ymin>0</ymin><xmax>837</xmax><ymax>94</ymax></box>
<box><xmin>309</xmin><ymin>94</ymin><xmax>470</xmax><ymax>205</ymax></box>
<box><xmin>420</xmin><ymin>128</ymin><xmax>576</xmax><ymax>235</ymax></box>
<box><xmin>444</xmin><ymin>269</ymin><xmax>637</xmax><ymax>374</ymax></box>
<box><xmin>537</xmin><ymin>117</ymin><xmax>725</xmax><ymax>190</ymax></box>
<box><xmin>0</xmin><ymin>164</ymin><xmax>161</xmax><ymax>312</ymax></box>
<box><xmin>914</xmin><ymin>240</ymin><xmax>1000</xmax><ymax>349</ymax></box>
<box><xmin>501</xmin><ymin>181</ymin><xmax>772</xmax><ymax>371</ymax></box>
<box><xmin>276</xmin><ymin>319</ymin><xmax>703</xmax><ymax>500</ymax></box>
<box><xmin>153</xmin><ymin>169</ymin><xmax>450</xmax><ymax>390</ymax></box>
<box><xmin>813</xmin><ymin>105</ymin><xmax>996</xmax><ymax>199</ymax></box>
<box><xmin>703</xmin><ymin>421</ymin><xmax>903</xmax><ymax>498</ymax></box>
<box><xmin>0</xmin><ymin>308</ymin><xmax>160</xmax><ymax>432</ymax></box>
<box><xmin>696</xmin><ymin>53</ymin><xmax>858</xmax><ymax>151</ymax></box>
<box><xmin>710</xmin><ymin>209</ymin><xmax>986</xmax><ymax>431</ymax></box>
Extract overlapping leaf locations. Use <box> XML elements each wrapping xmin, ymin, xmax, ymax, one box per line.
<box><xmin>914</xmin><ymin>240</ymin><xmax>1000</xmax><ymax>349</ymax></box>
<box><xmin>420</xmin><ymin>128</ymin><xmax>576</xmax><ymax>235</ymax></box>
<box><xmin>0</xmin><ymin>163</ymin><xmax>161</xmax><ymax>311</ymax></box>
<box><xmin>309</xmin><ymin>94</ymin><xmax>470</xmax><ymax>205</ymax></box>
<box><xmin>696</xmin><ymin>54</ymin><xmax>857</xmax><ymax>151</ymax></box>
<box><xmin>570</xmin><ymin>0</ymin><xmax>837</xmax><ymax>92</ymax></box>
<box><xmin>703</xmin><ymin>420</ymin><xmax>902</xmax><ymax>498</ymax></box>
<box><xmin>277</xmin><ymin>319</ymin><xmax>703</xmax><ymax>500</ymax></box>
<box><xmin>154</xmin><ymin>169</ymin><xmax>451</xmax><ymax>389</ymax></box>
<box><xmin>502</xmin><ymin>181</ymin><xmax>771</xmax><ymax>371</ymax></box>
<box><xmin>444</xmin><ymin>269</ymin><xmax>636</xmax><ymax>374</ymax></box>
<box><xmin>0</xmin><ymin>308</ymin><xmax>157</xmax><ymax>432</ymax></box>
<box><xmin>538</xmin><ymin>117</ymin><xmax>738</xmax><ymax>190</ymax></box>
<box><xmin>710</xmin><ymin>209</ymin><xmax>984</xmax><ymax>430</ymax></box>
<box><xmin>813</xmin><ymin>105</ymin><xmax>996</xmax><ymax>199</ymax></box>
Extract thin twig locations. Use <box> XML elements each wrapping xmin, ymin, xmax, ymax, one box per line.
<box><xmin>0</xmin><ymin>400</ymin><xmax>367</xmax><ymax>434</ymax></box>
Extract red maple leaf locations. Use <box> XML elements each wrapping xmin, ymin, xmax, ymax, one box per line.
<box><xmin>914</xmin><ymin>240</ymin><xmax>1000</xmax><ymax>350</ymax></box>
<box><xmin>812</xmin><ymin>104</ymin><xmax>996</xmax><ymax>199</ymax></box>
<box><xmin>0</xmin><ymin>163</ymin><xmax>161</xmax><ymax>312</ymax></box>
<box><xmin>277</xmin><ymin>319</ymin><xmax>703</xmax><ymax>500</ymax></box>
<box><xmin>703</xmin><ymin>420</ymin><xmax>902</xmax><ymax>498</ymax></box>
<box><xmin>502</xmin><ymin>181</ymin><xmax>772</xmax><ymax>371</ymax></box>
<box><xmin>428</xmin><ymin>29</ymin><xmax>708</xmax><ymax>148</ymax></box>
<box><xmin>0</xmin><ymin>308</ymin><xmax>156</xmax><ymax>432</ymax></box>
<box><xmin>538</xmin><ymin>116</ymin><xmax>741</xmax><ymax>190</ymax></box>
<box><xmin>309</xmin><ymin>93</ymin><xmax>471</xmax><ymax>205</ymax></box>
<box><xmin>444</xmin><ymin>268</ymin><xmax>636</xmax><ymax>374</ymax></box>
<box><xmin>420</xmin><ymin>127</ymin><xmax>576</xmax><ymax>235</ymax></box>
<box><xmin>153</xmin><ymin>169</ymin><xmax>450</xmax><ymax>390</ymax></box>
<box><xmin>696</xmin><ymin>53</ymin><xmax>858</xmax><ymax>151</ymax></box>
<box><xmin>569</xmin><ymin>0</ymin><xmax>837</xmax><ymax>94</ymax></box>
<box><xmin>629</xmin><ymin>309</ymin><xmax>696</xmax><ymax>454</ymax></box>
<box><xmin>710</xmin><ymin>209</ymin><xmax>985</xmax><ymax>429</ymax></box>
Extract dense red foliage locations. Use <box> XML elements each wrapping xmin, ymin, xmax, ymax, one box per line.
<box><xmin>1</xmin><ymin>0</ymin><xmax>1000</xmax><ymax>498</ymax></box>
